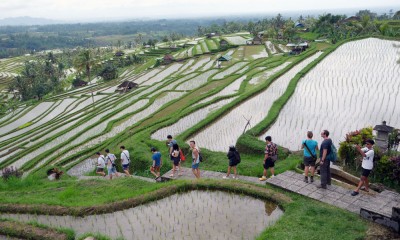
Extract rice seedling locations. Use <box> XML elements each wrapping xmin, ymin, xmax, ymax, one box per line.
<box><xmin>264</xmin><ymin>38</ymin><xmax>400</xmax><ymax>150</ymax></box>
<box><xmin>192</xmin><ymin>52</ymin><xmax>322</xmax><ymax>152</ymax></box>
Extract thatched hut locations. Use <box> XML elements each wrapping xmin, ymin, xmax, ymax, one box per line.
<box><xmin>115</xmin><ymin>81</ymin><xmax>138</xmax><ymax>93</ymax></box>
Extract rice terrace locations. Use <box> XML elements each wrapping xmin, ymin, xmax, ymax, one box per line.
<box><xmin>0</xmin><ymin>2</ymin><xmax>400</xmax><ymax>240</ymax></box>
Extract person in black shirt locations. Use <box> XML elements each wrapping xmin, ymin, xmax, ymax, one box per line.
<box><xmin>318</xmin><ymin>130</ymin><xmax>332</xmax><ymax>189</ymax></box>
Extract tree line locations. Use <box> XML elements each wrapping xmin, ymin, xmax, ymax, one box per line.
<box><xmin>197</xmin><ymin>9</ymin><xmax>400</xmax><ymax>42</ymax></box>
<box><xmin>8</xmin><ymin>49</ymin><xmax>145</xmax><ymax>102</ymax></box>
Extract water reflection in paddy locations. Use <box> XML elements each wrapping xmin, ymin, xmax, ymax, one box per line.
<box><xmin>1</xmin><ymin>191</ymin><xmax>283</xmax><ymax>240</ymax></box>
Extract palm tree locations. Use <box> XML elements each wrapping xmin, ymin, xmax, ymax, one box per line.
<box><xmin>74</xmin><ymin>49</ymin><xmax>97</xmax><ymax>107</ymax></box>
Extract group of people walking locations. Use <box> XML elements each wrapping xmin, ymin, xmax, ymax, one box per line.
<box><xmin>94</xmin><ymin>135</ymin><xmax>206</xmax><ymax>180</ymax></box>
<box><xmin>95</xmin><ymin>146</ymin><xmax>131</xmax><ymax>179</ymax></box>
<box><xmin>95</xmin><ymin>130</ymin><xmax>375</xmax><ymax>197</ymax></box>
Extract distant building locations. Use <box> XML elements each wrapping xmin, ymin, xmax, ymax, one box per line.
<box><xmin>294</xmin><ymin>22</ymin><xmax>305</xmax><ymax>28</ymax></box>
<box><xmin>286</xmin><ymin>42</ymin><xmax>309</xmax><ymax>55</ymax></box>
<box><xmin>217</xmin><ymin>55</ymin><xmax>232</xmax><ymax>62</ymax></box>
<box><xmin>163</xmin><ymin>54</ymin><xmax>174</xmax><ymax>64</ymax></box>
<box><xmin>116</xmin><ymin>81</ymin><xmax>138</xmax><ymax>93</ymax></box>
<box><xmin>252</xmin><ymin>36</ymin><xmax>263</xmax><ymax>45</ymax></box>
<box><xmin>72</xmin><ymin>79</ymin><xmax>88</xmax><ymax>88</ymax></box>
<box><xmin>114</xmin><ymin>51</ymin><xmax>124</xmax><ymax>57</ymax></box>
<box><xmin>205</xmin><ymin>32</ymin><xmax>219</xmax><ymax>38</ymax></box>
<box><xmin>219</xmin><ymin>39</ymin><xmax>229</xmax><ymax>47</ymax></box>
<box><xmin>341</xmin><ymin>16</ymin><xmax>361</xmax><ymax>23</ymax></box>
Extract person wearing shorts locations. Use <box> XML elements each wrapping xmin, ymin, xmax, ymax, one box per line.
<box><xmin>259</xmin><ymin>136</ymin><xmax>277</xmax><ymax>181</ymax></box>
<box><xmin>150</xmin><ymin>147</ymin><xmax>162</xmax><ymax>180</ymax></box>
<box><xmin>169</xmin><ymin>143</ymin><xmax>181</xmax><ymax>177</ymax></box>
<box><xmin>223</xmin><ymin>145</ymin><xmax>240</xmax><ymax>179</ymax></box>
<box><xmin>105</xmin><ymin>149</ymin><xmax>119</xmax><ymax>180</ymax></box>
<box><xmin>351</xmin><ymin>139</ymin><xmax>375</xmax><ymax>196</ymax></box>
<box><xmin>120</xmin><ymin>146</ymin><xmax>131</xmax><ymax>176</ymax></box>
<box><xmin>301</xmin><ymin>131</ymin><xmax>319</xmax><ymax>183</ymax></box>
<box><xmin>190</xmin><ymin>140</ymin><xmax>200</xmax><ymax>179</ymax></box>
<box><xmin>167</xmin><ymin>135</ymin><xmax>182</xmax><ymax>173</ymax></box>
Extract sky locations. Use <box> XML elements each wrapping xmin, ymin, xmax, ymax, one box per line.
<box><xmin>0</xmin><ymin>0</ymin><xmax>399</xmax><ymax>21</ymax></box>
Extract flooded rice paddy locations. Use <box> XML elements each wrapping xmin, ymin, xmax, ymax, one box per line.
<box><xmin>1</xmin><ymin>191</ymin><xmax>283</xmax><ymax>240</ymax></box>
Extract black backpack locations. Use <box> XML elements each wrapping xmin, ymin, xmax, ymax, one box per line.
<box><xmin>199</xmin><ymin>152</ymin><xmax>204</xmax><ymax>162</ymax></box>
<box><xmin>234</xmin><ymin>151</ymin><xmax>241</xmax><ymax>164</ymax></box>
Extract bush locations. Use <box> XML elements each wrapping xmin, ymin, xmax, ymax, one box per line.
<box><xmin>98</xmin><ymin>63</ymin><xmax>118</xmax><ymax>81</ymax></box>
<box><xmin>372</xmin><ymin>155</ymin><xmax>400</xmax><ymax>188</ymax></box>
<box><xmin>338</xmin><ymin>127</ymin><xmax>374</xmax><ymax>168</ymax></box>
<box><xmin>1</xmin><ymin>167</ymin><xmax>23</xmax><ymax>181</ymax></box>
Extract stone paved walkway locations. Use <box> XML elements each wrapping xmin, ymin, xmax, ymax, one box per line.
<box><xmin>266</xmin><ymin>171</ymin><xmax>400</xmax><ymax>217</ymax></box>
<box><xmin>162</xmin><ymin>167</ymin><xmax>262</xmax><ymax>185</ymax></box>
<box><xmin>162</xmin><ymin>168</ymin><xmax>400</xmax><ymax>218</ymax></box>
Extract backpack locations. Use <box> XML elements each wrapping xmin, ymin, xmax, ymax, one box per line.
<box><xmin>199</xmin><ymin>152</ymin><xmax>204</xmax><ymax>162</ymax></box>
<box><xmin>234</xmin><ymin>151</ymin><xmax>241</xmax><ymax>164</ymax></box>
<box><xmin>179</xmin><ymin>149</ymin><xmax>186</xmax><ymax>161</ymax></box>
<box><xmin>327</xmin><ymin>144</ymin><xmax>337</xmax><ymax>162</ymax></box>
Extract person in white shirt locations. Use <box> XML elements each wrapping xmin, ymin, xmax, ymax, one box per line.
<box><xmin>96</xmin><ymin>152</ymin><xmax>106</xmax><ymax>177</ymax></box>
<box><xmin>105</xmin><ymin>149</ymin><xmax>119</xmax><ymax>179</ymax></box>
<box><xmin>351</xmin><ymin>139</ymin><xmax>375</xmax><ymax>196</ymax></box>
<box><xmin>120</xmin><ymin>146</ymin><xmax>131</xmax><ymax>176</ymax></box>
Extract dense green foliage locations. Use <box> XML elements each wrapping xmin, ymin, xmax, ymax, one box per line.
<box><xmin>337</xmin><ymin>127</ymin><xmax>400</xmax><ymax>192</ymax></box>
<box><xmin>337</xmin><ymin>127</ymin><xmax>374</xmax><ymax>168</ymax></box>
<box><xmin>9</xmin><ymin>53</ymin><xmax>65</xmax><ymax>100</ymax></box>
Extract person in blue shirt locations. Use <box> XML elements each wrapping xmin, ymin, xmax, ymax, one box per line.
<box><xmin>301</xmin><ymin>131</ymin><xmax>319</xmax><ymax>183</ymax></box>
<box><xmin>150</xmin><ymin>147</ymin><xmax>162</xmax><ymax>180</ymax></box>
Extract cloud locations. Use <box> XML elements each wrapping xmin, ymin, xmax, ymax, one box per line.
<box><xmin>0</xmin><ymin>0</ymin><xmax>399</xmax><ymax>20</ymax></box>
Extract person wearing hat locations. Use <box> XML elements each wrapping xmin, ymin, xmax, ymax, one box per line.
<box><xmin>223</xmin><ymin>145</ymin><xmax>240</xmax><ymax>179</ymax></box>
<box><xmin>150</xmin><ymin>147</ymin><xmax>162</xmax><ymax>180</ymax></box>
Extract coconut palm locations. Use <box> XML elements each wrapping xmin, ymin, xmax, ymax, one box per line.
<box><xmin>74</xmin><ymin>49</ymin><xmax>98</xmax><ymax>107</ymax></box>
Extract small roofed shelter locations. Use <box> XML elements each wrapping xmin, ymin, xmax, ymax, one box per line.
<box><xmin>72</xmin><ymin>79</ymin><xmax>88</xmax><ymax>88</ymax></box>
<box><xmin>205</xmin><ymin>33</ymin><xmax>219</xmax><ymax>38</ymax></box>
<box><xmin>115</xmin><ymin>51</ymin><xmax>124</xmax><ymax>57</ymax></box>
<box><xmin>116</xmin><ymin>81</ymin><xmax>138</xmax><ymax>93</ymax></box>
<box><xmin>252</xmin><ymin>36</ymin><xmax>263</xmax><ymax>45</ymax></box>
<box><xmin>163</xmin><ymin>54</ymin><xmax>174</xmax><ymax>64</ymax></box>
<box><xmin>341</xmin><ymin>16</ymin><xmax>361</xmax><ymax>23</ymax></box>
<box><xmin>286</xmin><ymin>42</ymin><xmax>308</xmax><ymax>55</ymax></box>
<box><xmin>217</xmin><ymin>55</ymin><xmax>232</xmax><ymax>62</ymax></box>
<box><xmin>294</xmin><ymin>22</ymin><xmax>305</xmax><ymax>28</ymax></box>
<box><xmin>374</xmin><ymin>121</ymin><xmax>394</xmax><ymax>151</ymax></box>
<box><xmin>220</xmin><ymin>39</ymin><xmax>229</xmax><ymax>47</ymax></box>
<box><xmin>216</xmin><ymin>54</ymin><xmax>232</xmax><ymax>68</ymax></box>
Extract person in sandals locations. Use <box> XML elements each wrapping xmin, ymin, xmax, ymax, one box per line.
<box><xmin>301</xmin><ymin>131</ymin><xmax>319</xmax><ymax>183</ymax></box>
<box><xmin>351</xmin><ymin>139</ymin><xmax>375</xmax><ymax>196</ymax></box>
<box><xmin>259</xmin><ymin>136</ymin><xmax>277</xmax><ymax>181</ymax></box>
<box><xmin>150</xmin><ymin>147</ymin><xmax>162</xmax><ymax>180</ymax></box>
<box><xmin>223</xmin><ymin>145</ymin><xmax>240</xmax><ymax>179</ymax></box>
<box><xmin>167</xmin><ymin>135</ymin><xmax>182</xmax><ymax>173</ymax></box>
<box><xmin>190</xmin><ymin>140</ymin><xmax>201</xmax><ymax>179</ymax></box>
<box><xmin>96</xmin><ymin>152</ymin><xmax>106</xmax><ymax>177</ymax></box>
<box><xmin>169</xmin><ymin>143</ymin><xmax>181</xmax><ymax>178</ymax></box>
